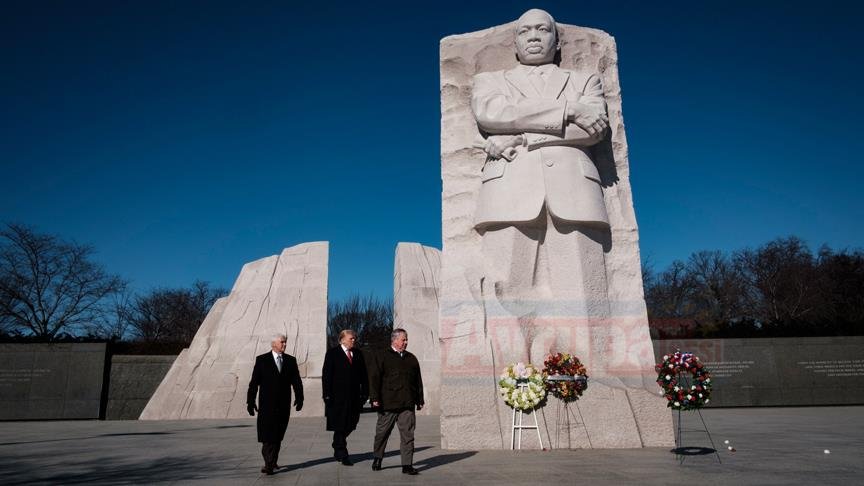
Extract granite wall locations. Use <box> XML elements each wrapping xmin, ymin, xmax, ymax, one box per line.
<box><xmin>0</xmin><ymin>343</ymin><xmax>107</xmax><ymax>420</ymax></box>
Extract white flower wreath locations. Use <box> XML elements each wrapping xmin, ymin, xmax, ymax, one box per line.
<box><xmin>498</xmin><ymin>362</ymin><xmax>547</xmax><ymax>411</ymax></box>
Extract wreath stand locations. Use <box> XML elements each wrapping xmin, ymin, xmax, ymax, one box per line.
<box><xmin>671</xmin><ymin>372</ymin><xmax>721</xmax><ymax>464</ymax></box>
<box><xmin>510</xmin><ymin>383</ymin><xmax>544</xmax><ymax>450</ymax></box>
<box><xmin>548</xmin><ymin>375</ymin><xmax>592</xmax><ymax>449</ymax></box>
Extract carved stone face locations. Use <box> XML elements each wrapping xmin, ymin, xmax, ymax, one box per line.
<box><xmin>515</xmin><ymin>9</ymin><xmax>558</xmax><ymax>66</ymax></box>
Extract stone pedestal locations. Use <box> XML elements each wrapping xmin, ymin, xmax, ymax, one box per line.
<box><xmin>439</xmin><ymin>18</ymin><xmax>673</xmax><ymax>449</ymax></box>
<box><xmin>140</xmin><ymin>242</ymin><xmax>328</xmax><ymax>419</ymax></box>
<box><xmin>394</xmin><ymin>242</ymin><xmax>441</xmax><ymax>415</ymax></box>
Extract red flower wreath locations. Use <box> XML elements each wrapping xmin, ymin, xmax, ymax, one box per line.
<box><xmin>655</xmin><ymin>351</ymin><xmax>712</xmax><ymax>411</ymax></box>
<box><xmin>543</xmin><ymin>353</ymin><xmax>588</xmax><ymax>402</ymax></box>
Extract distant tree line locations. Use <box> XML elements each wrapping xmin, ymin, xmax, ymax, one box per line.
<box><xmin>327</xmin><ymin>294</ymin><xmax>393</xmax><ymax>351</ymax></box>
<box><xmin>0</xmin><ymin>223</ymin><xmax>227</xmax><ymax>348</ymax></box>
<box><xmin>1</xmin><ymin>223</ymin><xmax>395</xmax><ymax>352</ymax></box>
<box><xmin>644</xmin><ymin>236</ymin><xmax>864</xmax><ymax>339</ymax></box>
<box><xmin>7</xmin><ymin>224</ymin><xmax>859</xmax><ymax>345</ymax></box>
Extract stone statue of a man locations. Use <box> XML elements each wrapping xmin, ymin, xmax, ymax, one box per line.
<box><xmin>472</xmin><ymin>8</ymin><xmax>612</xmax><ymax>343</ymax></box>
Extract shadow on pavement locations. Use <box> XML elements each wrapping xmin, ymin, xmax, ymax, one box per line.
<box><xmin>0</xmin><ymin>453</ymin><xmax>242</xmax><ymax>485</ymax></box>
<box><xmin>415</xmin><ymin>451</ymin><xmax>477</xmax><ymax>471</ymax></box>
<box><xmin>278</xmin><ymin>446</ymin><xmax>433</xmax><ymax>473</ymax></box>
<box><xmin>0</xmin><ymin>424</ymin><xmax>252</xmax><ymax>446</ymax></box>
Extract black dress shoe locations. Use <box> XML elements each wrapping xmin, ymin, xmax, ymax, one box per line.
<box><xmin>372</xmin><ymin>458</ymin><xmax>382</xmax><ymax>471</ymax></box>
<box><xmin>402</xmin><ymin>465</ymin><xmax>419</xmax><ymax>475</ymax></box>
<box><xmin>341</xmin><ymin>457</ymin><xmax>353</xmax><ymax>466</ymax></box>
<box><xmin>261</xmin><ymin>467</ymin><xmax>274</xmax><ymax>475</ymax></box>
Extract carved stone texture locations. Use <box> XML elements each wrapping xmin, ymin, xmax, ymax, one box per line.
<box><xmin>439</xmin><ymin>12</ymin><xmax>673</xmax><ymax>449</ymax></box>
<box><xmin>140</xmin><ymin>242</ymin><xmax>328</xmax><ymax>419</ymax></box>
<box><xmin>394</xmin><ymin>243</ymin><xmax>442</xmax><ymax>415</ymax></box>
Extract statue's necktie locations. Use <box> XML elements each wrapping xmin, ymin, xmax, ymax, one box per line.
<box><xmin>530</xmin><ymin>68</ymin><xmax>546</xmax><ymax>93</ymax></box>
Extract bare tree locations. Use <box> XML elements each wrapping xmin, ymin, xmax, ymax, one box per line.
<box><xmin>735</xmin><ymin>237</ymin><xmax>819</xmax><ymax>326</ymax></box>
<box><xmin>0</xmin><ymin>223</ymin><xmax>126</xmax><ymax>339</ymax></box>
<box><xmin>645</xmin><ymin>236</ymin><xmax>864</xmax><ymax>338</ymax></box>
<box><xmin>686</xmin><ymin>250</ymin><xmax>747</xmax><ymax>328</ymax></box>
<box><xmin>645</xmin><ymin>260</ymin><xmax>698</xmax><ymax>337</ymax></box>
<box><xmin>814</xmin><ymin>246</ymin><xmax>864</xmax><ymax>331</ymax></box>
<box><xmin>125</xmin><ymin>281</ymin><xmax>227</xmax><ymax>344</ymax></box>
<box><xmin>327</xmin><ymin>294</ymin><xmax>393</xmax><ymax>351</ymax></box>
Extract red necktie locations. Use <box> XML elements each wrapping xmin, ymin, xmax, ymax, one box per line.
<box><xmin>346</xmin><ymin>349</ymin><xmax>353</xmax><ymax>364</ymax></box>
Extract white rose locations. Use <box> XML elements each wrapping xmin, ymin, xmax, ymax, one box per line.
<box><xmin>663</xmin><ymin>355</ymin><xmax>669</xmax><ymax>361</ymax></box>
<box><xmin>674</xmin><ymin>401</ymin><xmax>680</xmax><ymax>407</ymax></box>
<box><xmin>665</xmin><ymin>375</ymin><xmax>671</xmax><ymax>380</ymax></box>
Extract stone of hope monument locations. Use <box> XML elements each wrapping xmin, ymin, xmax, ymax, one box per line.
<box><xmin>142</xmin><ymin>8</ymin><xmax>673</xmax><ymax>451</ymax></box>
<box><xmin>438</xmin><ymin>8</ymin><xmax>674</xmax><ymax>449</ymax></box>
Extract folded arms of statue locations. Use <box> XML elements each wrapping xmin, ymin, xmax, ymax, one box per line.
<box><xmin>472</xmin><ymin>72</ymin><xmax>609</xmax><ymax>156</ymax></box>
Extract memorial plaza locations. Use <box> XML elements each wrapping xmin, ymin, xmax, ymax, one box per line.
<box><xmin>1</xmin><ymin>406</ymin><xmax>862</xmax><ymax>485</ymax></box>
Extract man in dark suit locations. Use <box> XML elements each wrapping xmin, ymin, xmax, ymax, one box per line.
<box><xmin>369</xmin><ymin>328</ymin><xmax>424</xmax><ymax>475</ymax></box>
<box><xmin>322</xmin><ymin>329</ymin><xmax>368</xmax><ymax>465</ymax></box>
<box><xmin>247</xmin><ymin>333</ymin><xmax>304</xmax><ymax>475</ymax></box>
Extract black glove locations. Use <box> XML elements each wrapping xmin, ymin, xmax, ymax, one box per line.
<box><xmin>294</xmin><ymin>400</ymin><xmax>303</xmax><ymax>412</ymax></box>
<box><xmin>247</xmin><ymin>403</ymin><xmax>257</xmax><ymax>416</ymax></box>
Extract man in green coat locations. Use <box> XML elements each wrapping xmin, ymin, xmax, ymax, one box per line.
<box><xmin>368</xmin><ymin>328</ymin><xmax>424</xmax><ymax>475</ymax></box>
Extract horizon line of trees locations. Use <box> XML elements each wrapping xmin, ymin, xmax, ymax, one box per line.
<box><xmin>4</xmin><ymin>223</ymin><xmax>862</xmax><ymax>346</ymax></box>
<box><xmin>644</xmin><ymin>236</ymin><xmax>864</xmax><ymax>339</ymax></box>
<box><xmin>0</xmin><ymin>223</ymin><xmax>395</xmax><ymax>351</ymax></box>
<box><xmin>0</xmin><ymin>223</ymin><xmax>227</xmax><ymax>348</ymax></box>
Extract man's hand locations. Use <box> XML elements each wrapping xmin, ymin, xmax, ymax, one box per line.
<box><xmin>484</xmin><ymin>135</ymin><xmax>523</xmax><ymax>160</ymax></box>
<box><xmin>372</xmin><ymin>400</ymin><xmax>380</xmax><ymax>408</ymax></box>
<box><xmin>247</xmin><ymin>404</ymin><xmax>257</xmax><ymax>416</ymax></box>
<box><xmin>566</xmin><ymin>103</ymin><xmax>609</xmax><ymax>138</ymax></box>
<box><xmin>294</xmin><ymin>400</ymin><xmax>303</xmax><ymax>412</ymax></box>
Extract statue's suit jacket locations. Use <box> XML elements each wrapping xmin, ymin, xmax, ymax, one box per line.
<box><xmin>471</xmin><ymin>65</ymin><xmax>609</xmax><ymax>229</ymax></box>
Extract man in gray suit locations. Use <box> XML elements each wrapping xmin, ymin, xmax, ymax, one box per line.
<box><xmin>471</xmin><ymin>8</ymin><xmax>611</xmax><ymax>324</ymax></box>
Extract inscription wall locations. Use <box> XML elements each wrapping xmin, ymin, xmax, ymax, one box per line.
<box><xmin>0</xmin><ymin>343</ymin><xmax>107</xmax><ymax>420</ymax></box>
<box><xmin>654</xmin><ymin>337</ymin><xmax>864</xmax><ymax>407</ymax></box>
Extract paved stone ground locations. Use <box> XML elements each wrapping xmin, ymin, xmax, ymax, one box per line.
<box><xmin>1</xmin><ymin>407</ymin><xmax>861</xmax><ymax>485</ymax></box>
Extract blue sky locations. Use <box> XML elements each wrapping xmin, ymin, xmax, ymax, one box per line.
<box><xmin>2</xmin><ymin>0</ymin><xmax>862</xmax><ymax>301</ymax></box>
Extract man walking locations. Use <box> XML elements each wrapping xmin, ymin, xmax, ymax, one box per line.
<box><xmin>369</xmin><ymin>328</ymin><xmax>424</xmax><ymax>475</ymax></box>
<box><xmin>247</xmin><ymin>334</ymin><xmax>304</xmax><ymax>475</ymax></box>
<box><xmin>322</xmin><ymin>329</ymin><xmax>368</xmax><ymax>465</ymax></box>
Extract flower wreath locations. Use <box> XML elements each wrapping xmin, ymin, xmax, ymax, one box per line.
<box><xmin>542</xmin><ymin>352</ymin><xmax>588</xmax><ymax>402</ymax></box>
<box><xmin>498</xmin><ymin>362</ymin><xmax>547</xmax><ymax>411</ymax></box>
<box><xmin>655</xmin><ymin>351</ymin><xmax>712</xmax><ymax>410</ymax></box>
